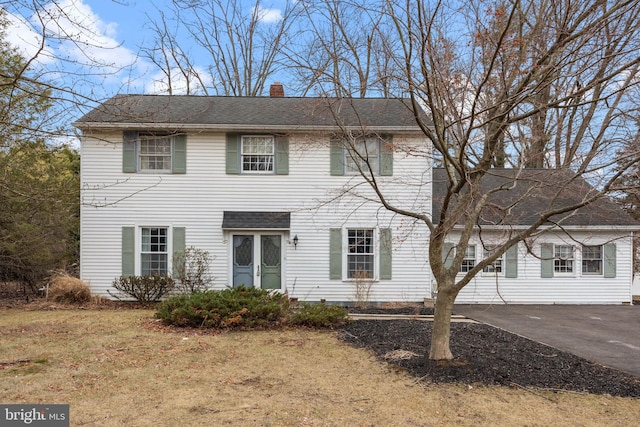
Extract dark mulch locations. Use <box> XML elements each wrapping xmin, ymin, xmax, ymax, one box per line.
<box><xmin>339</xmin><ymin>317</ymin><xmax>640</xmax><ymax>398</ymax></box>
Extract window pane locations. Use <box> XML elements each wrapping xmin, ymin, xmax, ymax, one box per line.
<box><xmin>141</xmin><ymin>253</ymin><xmax>168</xmax><ymax>276</ymax></box>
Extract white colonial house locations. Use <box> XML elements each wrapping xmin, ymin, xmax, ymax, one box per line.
<box><xmin>74</xmin><ymin>87</ymin><xmax>638</xmax><ymax>304</ymax></box>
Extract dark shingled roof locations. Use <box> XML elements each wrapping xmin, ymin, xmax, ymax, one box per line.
<box><xmin>222</xmin><ymin>211</ymin><xmax>291</xmax><ymax>229</ymax></box>
<box><xmin>432</xmin><ymin>168</ymin><xmax>638</xmax><ymax>227</ymax></box>
<box><xmin>74</xmin><ymin>95</ymin><xmax>424</xmax><ymax>130</ymax></box>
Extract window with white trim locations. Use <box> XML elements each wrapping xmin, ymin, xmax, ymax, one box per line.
<box><xmin>460</xmin><ymin>245</ymin><xmax>476</xmax><ymax>273</ymax></box>
<box><xmin>554</xmin><ymin>245</ymin><xmax>574</xmax><ymax>274</ymax></box>
<box><xmin>242</xmin><ymin>135</ymin><xmax>274</xmax><ymax>173</ymax></box>
<box><xmin>141</xmin><ymin>227</ymin><xmax>168</xmax><ymax>276</ymax></box>
<box><xmin>345</xmin><ymin>137</ymin><xmax>380</xmax><ymax>175</ymax></box>
<box><xmin>347</xmin><ymin>229</ymin><xmax>375</xmax><ymax>279</ymax></box>
<box><xmin>139</xmin><ymin>134</ymin><xmax>172</xmax><ymax>172</ymax></box>
<box><xmin>582</xmin><ymin>245</ymin><xmax>603</xmax><ymax>274</ymax></box>
<box><xmin>482</xmin><ymin>246</ymin><xmax>503</xmax><ymax>274</ymax></box>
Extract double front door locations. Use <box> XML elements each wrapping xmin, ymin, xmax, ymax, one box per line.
<box><xmin>232</xmin><ymin>234</ymin><xmax>282</xmax><ymax>289</ymax></box>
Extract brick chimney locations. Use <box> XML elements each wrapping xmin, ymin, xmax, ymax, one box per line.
<box><xmin>269</xmin><ymin>82</ymin><xmax>285</xmax><ymax>97</ymax></box>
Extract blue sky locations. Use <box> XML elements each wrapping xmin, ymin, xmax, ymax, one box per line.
<box><xmin>7</xmin><ymin>0</ymin><xmax>292</xmax><ymax>100</ymax></box>
<box><xmin>6</xmin><ymin>0</ymin><xmax>286</xmax><ymax>98</ymax></box>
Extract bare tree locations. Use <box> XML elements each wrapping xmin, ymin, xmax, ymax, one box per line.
<box><xmin>143</xmin><ymin>0</ymin><xmax>303</xmax><ymax>96</ymax></box>
<box><xmin>288</xmin><ymin>0</ymin><xmax>406</xmax><ymax>97</ymax></box>
<box><xmin>304</xmin><ymin>0</ymin><xmax>640</xmax><ymax>359</ymax></box>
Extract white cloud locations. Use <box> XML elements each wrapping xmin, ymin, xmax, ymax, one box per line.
<box><xmin>35</xmin><ymin>0</ymin><xmax>138</xmax><ymax>69</ymax></box>
<box><xmin>254</xmin><ymin>6</ymin><xmax>283</xmax><ymax>24</ymax></box>
<box><xmin>3</xmin><ymin>11</ymin><xmax>56</xmax><ymax>65</ymax></box>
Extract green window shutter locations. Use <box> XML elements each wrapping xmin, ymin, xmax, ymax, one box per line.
<box><xmin>226</xmin><ymin>133</ymin><xmax>240</xmax><ymax>174</ymax></box>
<box><xmin>275</xmin><ymin>136</ymin><xmax>289</xmax><ymax>175</ymax></box>
<box><xmin>122</xmin><ymin>131</ymin><xmax>138</xmax><ymax>173</ymax></box>
<box><xmin>172</xmin><ymin>134</ymin><xmax>187</xmax><ymax>174</ymax></box>
<box><xmin>541</xmin><ymin>243</ymin><xmax>554</xmax><ymax>278</ymax></box>
<box><xmin>330</xmin><ymin>139</ymin><xmax>344</xmax><ymax>176</ymax></box>
<box><xmin>172</xmin><ymin>227</ymin><xmax>186</xmax><ymax>256</ymax></box>
<box><xmin>442</xmin><ymin>242</ymin><xmax>455</xmax><ymax>269</ymax></box>
<box><xmin>379</xmin><ymin>228</ymin><xmax>392</xmax><ymax>280</ymax></box>
<box><xmin>380</xmin><ymin>135</ymin><xmax>393</xmax><ymax>176</ymax></box>
<box><xmin>604</xmin><ymin>243</ymin><xmax>616</xmax><ymax>278</ymax></box>
<box><xmin>172</xmin><ymin>227</ymin><xmax>185</xmax><ymax>277</ymax></box>
<box><xmin>122</xmin><ymin>226</ymin><xmax>135</xmax><ymax>276</ymax></box>
<box><xmin>329</xmin><ymin>228</ymin><xmax>342</xmax><ymax>280</ymax></box>
<box><xmin>505</xmin><ymin>244</ymin><xmax>518</xmax><ymax>278</ymax></box>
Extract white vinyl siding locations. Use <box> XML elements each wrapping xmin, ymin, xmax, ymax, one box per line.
<box><xmin>455</xmin><ymin>232</ymin><xmax>632</xmax><ymax>304</ymax></box>
<box><xmin>80</xmin><ymin>131</ymin><xmax>431</xmax><ymax>301</ymax></box>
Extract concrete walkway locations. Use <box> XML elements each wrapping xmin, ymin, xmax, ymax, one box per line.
<box><xmin>453</xmin><ymin>304</ymin><xmax>640</xmax><ymax>378</ymax></box>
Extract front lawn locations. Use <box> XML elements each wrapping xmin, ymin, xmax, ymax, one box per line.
<box><xmin>1</xmin><ymin>309</ymin><xmax>638</xmax><ymax>426</ymax></box>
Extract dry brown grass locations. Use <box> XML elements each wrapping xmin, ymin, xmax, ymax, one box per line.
<box><xmin>46</xmin><ymin>273</ymin><xmax>92</xmax><ymax>304</ymax></box>
<box><xmin>0</xmin><ymin>309</ymin><xmax>638</xmax><ymax>426</ymax></box>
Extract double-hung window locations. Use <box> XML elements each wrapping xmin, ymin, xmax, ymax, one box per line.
<box><xmin>123</xmin><ymin>131</ymin><xmax>186</xmax><ymax>174</ymax></box>
<box><xmin>460</xmin><ymin>245</ymin><xmax>476</xmax><ymax>273</ymax></box>
<box><xmin>345</xmin><ymin>137</ymin><xmax>380</xmax><ymax>175</ymax></box>
<box><xmin>347</xmin><ymin>229</ymin><xmax>375</xmax><ymax>279</ymax></box>
<box><xmin>242</xmin><ymin>136</ymin><xmax>274</xmax><ymax>173</ymax></box>
<box><xmin>482</xmin><ymin>246</ymin><xmax>503</xmax><ymax>274</ymax></box>
<box><xmin>554</xmin><ymin>245</ymin><xmax>574</xmax><ymax>274</ymax></box>
<box><xmin>582</xmin><ymin>245</ymin><xmax>603</xmax><ymax>274</ymax></box>
<box><xmin>140</xmin><ymin>227</ymin><xmax>168</xmax><ymax>276</ymax></box>
<box><xmin>139</xmin><ymin>134</ymin><xmax>172</xmax><ymax>172</ymax></box>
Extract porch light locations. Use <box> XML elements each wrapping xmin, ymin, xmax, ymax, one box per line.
<box><xmin>293</xmin><ymin>235</ymin><xmax>299</xmax><ymax>250</ymax></box>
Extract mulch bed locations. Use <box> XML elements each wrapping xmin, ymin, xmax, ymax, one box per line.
<box><xmin>339</xmin><ymin>312</ymin><xmax>640</xmax><ymax>398</ymax></box>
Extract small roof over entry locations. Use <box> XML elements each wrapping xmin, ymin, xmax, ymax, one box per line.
<box><xmin>222</xmin><ymin>211</ymin><xmax>291</xmax><ymax>230</ymax></box>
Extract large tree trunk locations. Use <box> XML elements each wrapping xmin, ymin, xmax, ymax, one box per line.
<box><xmin>429</xmin><ymin>285</ymin><xmax>457</xmax><ymax>360</ymax></box>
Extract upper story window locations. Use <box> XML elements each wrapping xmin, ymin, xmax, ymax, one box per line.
<box><xmin>582</xmin><ymin>245</ymin><xmax>603</xmax><ymax>274</ymax></box>
<box><xmin>554</xmin><ymin>245</ymin><xmax>574</xmax><ymax>274</ymax></box>
<box><xmin>242</xmin><ymin>136</ymin><xmax>275</xmax><ymax>173</ymax></box>
<box><xmin>345</xmin><ymin>137</ymin><xmax>380</xmax><ymax>175</ymax></box>
<box><xmin>330</xmin><ymin>135</ymin><xmax>393</xmax><ymax>176</ymax></box>
<box><xmin>122</xmin><ymin>131</ymin><xmax>186</xmax><ymax>174</ymax></box>
<box><xmin>139</xmin><ymin>134</ymin><xmax>172</xmax><ymax>172</ymax></box>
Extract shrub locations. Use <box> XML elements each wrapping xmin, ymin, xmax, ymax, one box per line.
<box><xmin>47</xmin><ymin>273</ymin><xmax>91</xmax><ymax>304</ymax></box>
<box><xmin>156</xmin><ymin>286</ymin><xmax>290</xmax><ymax>328</ymax></box>
<box><xmin>288</xmin><ymin>302</ymin><xmax>350</xmax><ymax>328</ymax></box>
<box><xmin>109</xmin><ymin>275</ymin><xmax>175</xmax><ymax>303</ymax></box>
<box><xmin>173</xmin><ymin>246</ymin><xmax>215</xmax><ymax>294</ymax></box>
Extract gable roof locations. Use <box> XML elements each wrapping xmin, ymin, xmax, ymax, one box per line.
<box><xmin>73</xmin><ymin>94</ymin><xmax>424</xmax><ymax>132</ymax></box>
<box><xmin>432</xmin><ymin>168</ymin><xmax>638</xmax><ymax>228</ymax></box>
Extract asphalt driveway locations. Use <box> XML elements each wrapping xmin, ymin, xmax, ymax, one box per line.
<box><xmin>453</xmin><ymin>304</ymin><xmax>640</xmax><ymax>378</ymax></box>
